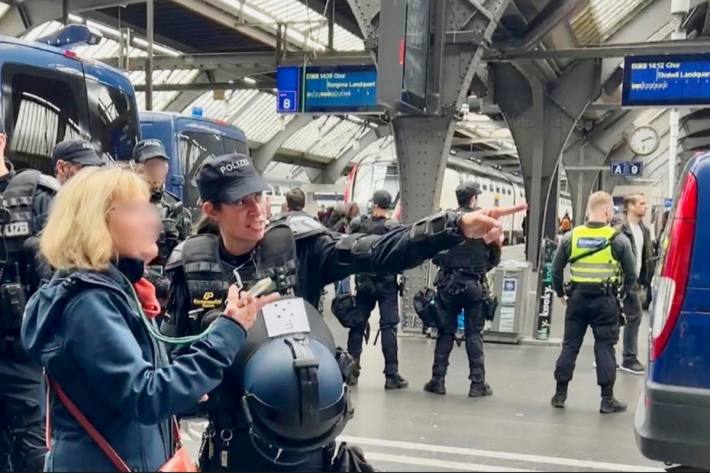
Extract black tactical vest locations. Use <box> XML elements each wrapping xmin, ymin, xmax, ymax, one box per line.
<box><xmin>434</xmin><ymin>207</ymin><xmax>489</xmax><ymax>276</ymax></box>
<box><xmin>353</xmin><ymin>215</ymin><xmax>399</xmax><ymax>287</ymax></box>
<box><xmin>153</xmin><ymin>190</ymin><xmax>187</xmax><ymax>267</ymax></box>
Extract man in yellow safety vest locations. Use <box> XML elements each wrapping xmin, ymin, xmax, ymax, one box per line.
<box><xmin>549</xmin><ymin>191</ymin><xmax>637</xmax><ymax>414</ymax></box>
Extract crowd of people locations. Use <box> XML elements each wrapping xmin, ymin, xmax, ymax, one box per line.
<box><xmin>0</xmin><ymin>124</ymin><xmax>525</xmax><ymax>472</ymax></box>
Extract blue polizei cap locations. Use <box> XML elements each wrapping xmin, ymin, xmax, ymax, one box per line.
<box><xmin>51</xmin><ymin>140</ymin><xmax>104</xmax><ymax>167</ymax></box>
<box><xmin>133</xmin><ymin>139</ymin><xmax>169</xmax><ymax>163</ymax></box>
<box><xmin>196</xmin><ymin>153</ymin><xmax>269</xmax><ymax>204</ymax></box>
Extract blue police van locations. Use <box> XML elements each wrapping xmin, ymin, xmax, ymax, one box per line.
<box><xmin>635</xmin><ymin>152</ymin><xmax>710</xmax><ymax>470</ymax></box>
<box><xmin>0</xmin><ymin>25</ymin><xmax>139</xmax><ymax>173</ymax></box>
<box><xmin>140</xmin><ymin>111</ymin><xmax>249</xmax><ymax>209</ymax></box>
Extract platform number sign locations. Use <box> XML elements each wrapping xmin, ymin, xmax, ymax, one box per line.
<box><xmin>610</xmin><ymin>161</ymin><xmax>644</xmax><ymax>177</ymax></box>
<box><xmin>278</xmin><ymin>91</ymin><xmax>298</xmax><ymax>113</ymax></box>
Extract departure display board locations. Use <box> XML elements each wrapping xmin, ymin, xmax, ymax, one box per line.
<box><xmin>622</xmin><ymin>54</ymin><xmax>710</xmax><ymax>106</ymax></box>
<box><xmin>276</xmin><ymin>65</ymin><xmax>378</xmax><ymax>114</ymax></box>
<box><xmin>303</xmin><ymin>65</ymin><xmax>377</xmax><ymax>113</ymax></box>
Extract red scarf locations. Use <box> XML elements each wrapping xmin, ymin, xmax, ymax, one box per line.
<box><xmin>133</xmin><ymin>278</ymin><xmax>161</xmax><ymax>319</ymax></box>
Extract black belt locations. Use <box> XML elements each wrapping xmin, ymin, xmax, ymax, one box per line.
<box><xmin>568</xmin><ymin>282</ymin><xmax>618</xmax><ymax>296</ymax></box>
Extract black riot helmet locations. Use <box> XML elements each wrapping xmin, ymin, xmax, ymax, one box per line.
<box><xmin>455</xmin><ymin>181</ymin><xmax>482</xmax><ymax>207</ymax></box>
<box><xmin>237</xmin><ymin>298</ymin><xmax>352</xmax><ymax>466</ymax></box>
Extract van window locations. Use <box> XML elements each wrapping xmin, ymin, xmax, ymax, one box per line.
<box><xmin>224</xmin><ymin>137</ymin><xmax>249</xmax><ymax>156</ymax></box>
<box><xmin>86</xmin><ymin>80</ymin><xmax>138</xmax><ymax>161</ymax></box>
<box><xmin>179</xmin><ymin>131</ymin><xmax>222</xmax><ymax>209</ymax></box>
<box><xmin>3</xmin><ymin>64</ymin><xmax>89</xmax><ymax>172</ymax></box>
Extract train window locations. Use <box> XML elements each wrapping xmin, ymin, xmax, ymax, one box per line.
<box><xmin>2</xmin><ymin>64</ymin><xmax>89</xmax><ymax>172</ymax></box>
<box><xmin>483</xmin><ymin>184</ymin><xmax>488</xmax><ymax>191</ymax></box>
<box><xmin>179</xmin><ymin>131</ymin><xmax>222</xmax><ymax>209</ymax></box>
<box><xmin>86</xmin><ymin>80</ymin><xmax>139</xmax><ymax>162</ymax></box>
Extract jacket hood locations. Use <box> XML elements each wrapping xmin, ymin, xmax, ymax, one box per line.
<box><xmin>21</xmin><ymin>268</ymin><xmax>127</xmax><ymax>361</ymax></box>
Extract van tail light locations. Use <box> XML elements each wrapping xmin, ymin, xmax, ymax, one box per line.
<box><xmin>651</xmin><ymin>172</ymin><xmax>698</xmax><ymax>361</ymax></box>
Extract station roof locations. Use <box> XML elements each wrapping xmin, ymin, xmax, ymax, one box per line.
<box><xmin>0</xmin><ymin>0</ymin><xmax>699</xmax><ymax>185</ymax></box>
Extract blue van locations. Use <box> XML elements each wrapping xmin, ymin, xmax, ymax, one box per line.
<box><xmin>0</xmin><ymin>27</ymin><xmax>139</xmax><ymax>173</ymax></box>
<box><xmin>635</xmin><ymin>153</ymin><xmax>710</xmax><ymax>469</ymax></box>
<box><xmin>139</xmin><ymin>111</ymin><xmax>249</xmax><ymax>209</ymax></box>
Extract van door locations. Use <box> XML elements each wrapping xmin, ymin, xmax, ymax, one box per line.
<box><xmin>0</xmin><ymin>47</ymin><xmax>90</xmax><ymax>173</ymax></box>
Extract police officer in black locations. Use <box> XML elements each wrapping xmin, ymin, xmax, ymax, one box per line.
<box><xmin>347</xmin><ymin>190</ymin><xmax>407</xmax><ymax>390</ymax></box>
<box><xmin>0</xmin><ymin>123</ymin><xmax>59</xmax><ymax>471</ymax></box>
<box><xmin>134</xmin><ymin>139</ymin><xmax>192</xmax><ymax>307</ymax></box>
<box><xmin>52</xmin><ymin>139</ymin><xmax>106</xmax><ymax>185</ymax></box>
<box><xmin>162</xmin><ymin>154</ymin><xmax>525</xmax><ymax>472</ymax></box>
<box><xmin>424</xmin><ymin>182</ymin><xmax>501</xmax><ymax>398</ymax></box>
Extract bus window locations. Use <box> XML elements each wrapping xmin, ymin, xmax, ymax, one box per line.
<box><xmin>224</xmin><ymin>137</ymin><xmax>249</xmax><ymax>156</ymax></box>
<box><xmin>86</xmin><ymin>80</ymin><xmax>138</xmax><ymax>162</ymax></box>
<box><xmin>3</xmin><ymin>64</ymin><xmax>89</xmax><ymax>172</ymax></box>
<box><xmin>179</xmin><ymin>131</ymin><xmax>223</xmax><ymax>209</ymax></box>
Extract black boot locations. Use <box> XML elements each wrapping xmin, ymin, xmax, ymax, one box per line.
<box><xmin>550</xmin><ymin>391</ymin><xmax>567</xmax><ymax>408</ymax></box>
<box><xmin>423</xmin><ymin>377</ymin><xmax>446</xmax><ymax>395</ymax></box>
<box><xmin>385</xmin><ymin>373</ymin><xmax>409</xmax><ymax>390</ymax></box>
<box><xmin>600</xmin><ymin>397</ymin><xmax>628</xmax><ymax>414</ymax></box>
<box><xmin>468</xmin><ymin>383</ymin><xmax>493</xmax><ymax>398</ymax></box>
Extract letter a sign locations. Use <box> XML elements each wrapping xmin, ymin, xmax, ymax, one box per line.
<box><xmin>611</xmin><ymin>162</ymin><xmax>625</xmax><ymax>175</ymax></box>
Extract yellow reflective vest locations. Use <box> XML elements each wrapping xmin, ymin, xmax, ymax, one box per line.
<box><xmin>569</xmin><ymin>225</ymin><xmax>620</xmax><ymax>284</ymax></box>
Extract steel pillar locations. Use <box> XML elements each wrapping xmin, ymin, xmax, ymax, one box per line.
<box><xmin>146</xmin><ymin>0</ymin><xmax>154</xmax><ymax>111</ymax></box>
<box><xmin>492</xmin><ymin>59</ymin><xmax>601</xmax><ymax>267</ymax></box>
<box><xmin>395</xmin><ymin>0</ymin><xmax>512</xmax><ymax>333</ymax></box>
<box><xmin>563</xmin><ymin>110</ymin><xmax>642</xmax><ymax>222</ymax></box>
<box><xmin>252</xmin><ymin>115</ymin><xmax>314</xmax><ymax>173</ymax></box>
<box><xmin>345</xmin><ymin>0</ymin><xmax>381</xmax><ymax>52</ymax></box>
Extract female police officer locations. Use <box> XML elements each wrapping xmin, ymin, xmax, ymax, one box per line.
<box><xmin>162</xmin><ymin>153</ymin><xmax>526</xmax><ymax>472</ymax></box>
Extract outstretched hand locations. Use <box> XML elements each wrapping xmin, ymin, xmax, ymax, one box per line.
<box><xmin>223</xmin><ymin>285</ymin><xmax>280</xmax><ymax>330</ymax></box>
<box><xmin>458</xmin><ymin>204</ymin><xmax>528</xmax><ymax>243</ymax></box>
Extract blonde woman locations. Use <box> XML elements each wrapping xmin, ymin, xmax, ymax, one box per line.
<box><xmin>21</xmin><ymin>167</ymin><xmax>277</xmax><ymax>472</ymax></box>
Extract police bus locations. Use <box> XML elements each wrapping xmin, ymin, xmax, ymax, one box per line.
<box><xmin>0</xmin><ymin>25</ymin><xmax>139</xmax><ymax>173</ymax></box>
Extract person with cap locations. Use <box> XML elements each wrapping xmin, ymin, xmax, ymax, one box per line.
<box><xmin>0</xmin><ymin>123</ymin><xmax>59</xmax><ymax>471</ymax></box>
<box><xmin>133</xmin><ymin>139</ymin><xmax>192</xmax><ymax>310</ymax></box>
<box><xmin>52</xmin><ymin>139</ymin><xmax>105</xmax><ymax>185</ymax></box>
<box><xmin>345</xmin><ymin>190</ymin><xmax>408</xmax><ymax>389</ymax></box>
<box><xmin>161</xmin><ymin>153</ymin><xmax>526</xmax><ymax>472</ymax></box>
<box><xmin>424</xmin><ymin>181</ymin><xmax>502</xmax><ymax>398</ymax></box>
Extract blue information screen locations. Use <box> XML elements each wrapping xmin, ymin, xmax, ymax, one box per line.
<box><xmin>303</xmin><ymin>65</ymin><xmax>378</xmax><ymax>113</ymax></box>
<box><xmin>276</xmin><ymin>66</ymin><xmax>301</xmax><ymax>113</ymax></box>
<box><xmin>622</xmin><ymin>54</ymin><xmax>710</xmax><ymax>106</ymax></box>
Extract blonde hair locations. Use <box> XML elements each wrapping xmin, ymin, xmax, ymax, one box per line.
<box><xmin>41</xmin><ymin>166</ymin><xmax>150</xmax><ymax>271</ymax></box>
<box><xmin>587</xmin><ymin>191</ymin><xmax>613</xmax><ymax>214</ymax></box>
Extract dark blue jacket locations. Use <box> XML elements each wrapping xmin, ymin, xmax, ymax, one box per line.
<box><xmin>21</xmin><ymin>263</ymin><xmax>246</xmax><ymax>472</ymax></box>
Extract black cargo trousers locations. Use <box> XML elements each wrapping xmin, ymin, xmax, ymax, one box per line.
<box><xmin>0</xmin><ymin>346</ymin><xmax>46</xmax><ymax>472</ymax></box>
<box><xmin>347</xmin><ymin>277</ymin><xmax>400</xmax><ymax>377</ymax></box>
<box><xmin>432</xmin><ymin>271</ymin><xmax>486</xmax><ymax>385</ymax></box>
<box><xmin>554</xmin><ymin>290</ymin><xmax>620</xmax><ymax>391</ymax></box>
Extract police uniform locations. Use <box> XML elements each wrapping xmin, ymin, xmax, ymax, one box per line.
<box><xmin>550</xmin><ymin>222</ymin><xmax>636</xmax><ymax>413</ymax></box>
<box><xmin>424</xmin><ymin>193</ymin><xmax>501</xmax><ymax>398</ymax></box>
<box><xmin>347</xmin><ymin>191</ymin><xmax>407</xmax><ymax>389</ymax></box>
<box><xmin>0</xmin><ymin>167</ymin><xmax>58</xmax><ymax>472</ymax></box>
<box><xmin>134</xmin><ymin>140</ymin><xmax>192</xmax><ymax>307</ymax></box>
<box><xmin>161</xmin><ymin>154</ymin><xmax>471</xmax><ymax>472</ymax></box>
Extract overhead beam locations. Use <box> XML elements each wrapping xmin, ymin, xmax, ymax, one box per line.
<box><xmin>497</xmin><ymin>0</ymin><xmax>589</xmax><ymax>50</ymax></box>
<box><xmin>95</xmin><ymin>50</ymin><xmax>373</xmax><ymax>72</ymax></box>
<box><xmin>486</xmin><ymin>38</ymin><xmax>710</xmax><ymax>60</ymax></box>
<box><xmin>252</xmin><ymin>115</ymin><xmax>315</xmax><ymax>173</ymax></box>
<box><xmin>134</xmin><ymin>81</ymin><xmax>274</xmax><ymax>92</ymax></box>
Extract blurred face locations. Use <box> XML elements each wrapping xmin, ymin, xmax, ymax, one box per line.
<box><xmin>55</xmin><ymin>160</ymin><xmax>85</xmax><ymax>185</ymax></box>
<box><xmin>108</xmin><ymin>195</ymin><xmax>161</xmax><ymax>262</ymax></box>
<box><xmin>204</xmin><ymin>192</ymin><xmax>267</xmax><ymax>249</ymax></box>
<box><xmin>142</xmin><ymin>157</ymin><xmax>169</xmax><ymax>191</ymax></box>
<box><xmin>349</xmin><ymin>203</ymin><xmax>360</xmax><ymax>219</ymax></box>
<box><xmin>470</xmin><ymin>195</ymin><xmax>479</xmax><ymax>208</ymax></box>
<box><xmin>630</xmin><ymin>195</ymin><xmax>648</xmax><ymax>218</ymax></box>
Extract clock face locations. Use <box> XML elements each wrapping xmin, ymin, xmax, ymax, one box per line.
<box><xmin>628</xmin><ymin>126</ymin><xmax>660</xmax><ymax>156</ymax></box>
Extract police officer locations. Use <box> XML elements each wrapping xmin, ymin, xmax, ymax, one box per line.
<box><xmin>52</xmin><ymin>139</ymin><xmax>106</xmax><ymax>185</ymax></box>
<box><xmin>550</xmin><ymin>191</ymin><xmax>636</xmax><ymax>414</ymax></box>
<box><xmin>424</xmin><ymin>182</ymin><xmax>501</xmax><ymax>398</ymax></box>
<box><xmin>162</xmin><ymin>154</ymin><xmax>525</xmax><ymax>472</ymax></box>
<box><xmin>0</xmin><ymin>122</ymin><xmax>59</xmax><ymax>471</ymax></box>
<box><xmin>347</xmin><ymin>190</ymin><xmax>407</xmax><ymax>390</ymax></box>
<box><xmin>133</xmin><ymin>139</ymin><xmax>192</xmax><ymax>306</ymax></box>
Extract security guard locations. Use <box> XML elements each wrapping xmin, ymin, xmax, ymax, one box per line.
<box><xmin>0</xmin><ymin>123</ymin><xmax>59</xmax><ymax>471</ymax></box>
<box><xmin>424</xmin><ymin>182</ymin><xmax>501</xmax><ymax>398</ymax></box>
<box><xmin>134</xmin><ymin>139</ymin><xmax>192</xmax><ymax>307</ymax></box>
<box><xmin>347</xmin><ymin>190</ymin><xmax>407</xmax><ymax>390</ymax></box>
<box><xmin>550</xmin><ymin>191</ymin><xmax>636</xmax><ymax>414</ymax></box>
<box><xmin>162</xmin><ymin>154</ymin><xmax>526</xmax><ymax>472</ymax></box>
<box><xmin>52</xmin><ymin>139</ymin><xmax>106</xmax><ymax>185</ymax></box>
